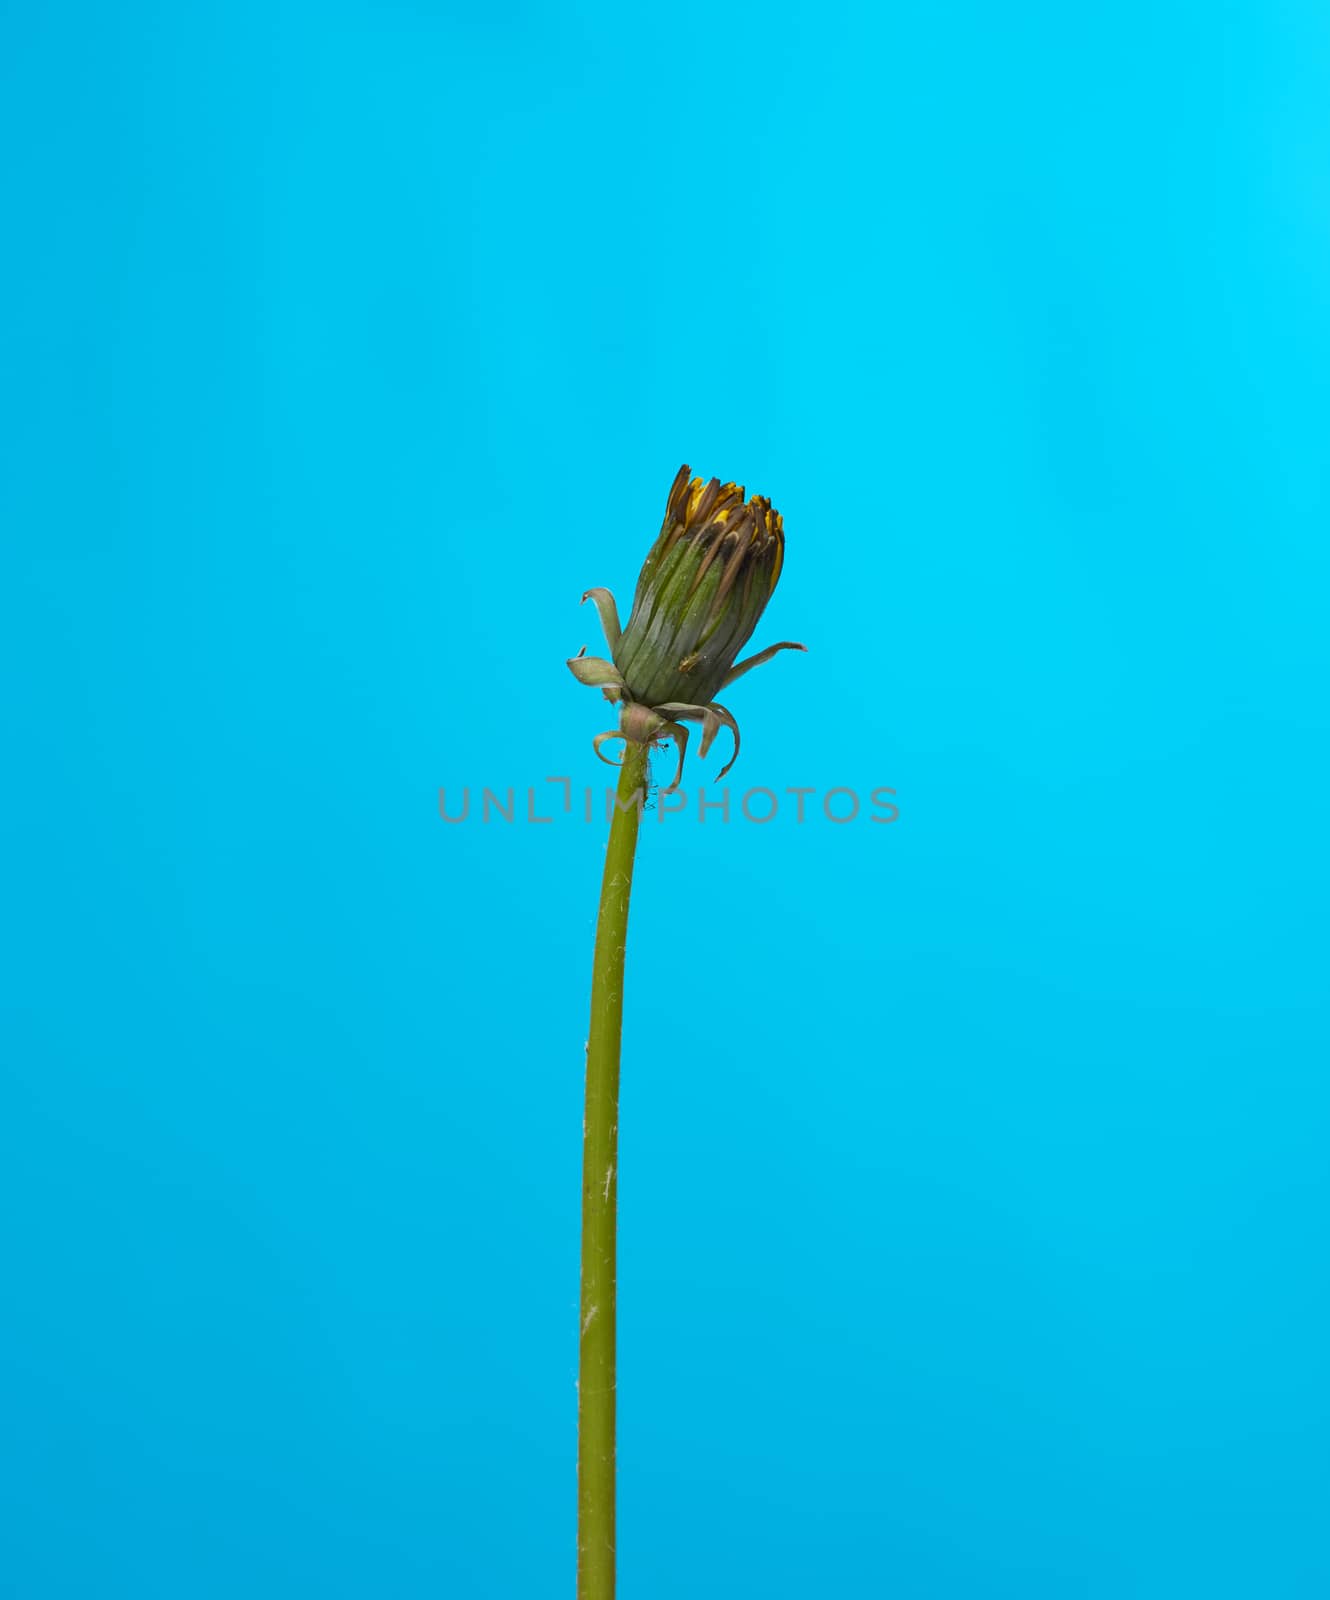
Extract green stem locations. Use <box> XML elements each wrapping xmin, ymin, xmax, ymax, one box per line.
<box><xmin>578</xmin><ymin>738</ymin><xmax>650</xmax><ymax>1600</ymax></box>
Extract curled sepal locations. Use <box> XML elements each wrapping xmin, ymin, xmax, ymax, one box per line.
<box><xmin>721</xmin><ymin>640</ymin><xmax>807</xmax><ymax>690</ymax></box>
<box><xmin>655</xmin><ymin>700</ymin><xmax>740</xmax><ymax>775</ymax></box>
<box><xmin>654</xmin><ymin>701</ymin><xmax>721</xmax><ymax>756</ymax></box>
<box><xmin>580</xmin><ymin>588</ymin><xmax>622</xmax><ymax>653</ymax></box>
<box><xmin>706</xmin><ymin>701</ymin><xmax>741</xmax><ymax>779</ymax></box>
<box><xmin>654</xmin><ymin>721</ymin><xmax>689</xmax><ymax>793</ymax></box>
<box><xmin>592</xmin><ymin>731</ymin><xmax>626</xmax><ymax>767</ymax></box>
<box><xmin>568</xmin><ymin>649</ymin><xmax>627</xmax><ymax>690</ymax></box>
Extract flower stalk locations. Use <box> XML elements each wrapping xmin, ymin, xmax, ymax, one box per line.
<box><xmin>577</xmin><ymin>740</ymin><xmax>648</xmax><ymax>1600</ymax></box>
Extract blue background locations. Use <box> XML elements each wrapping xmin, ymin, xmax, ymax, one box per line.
<box><xmin>4</xmin><ymin>3</ymin><xmax>1328</xmax><ymax>1595</ymax></box>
